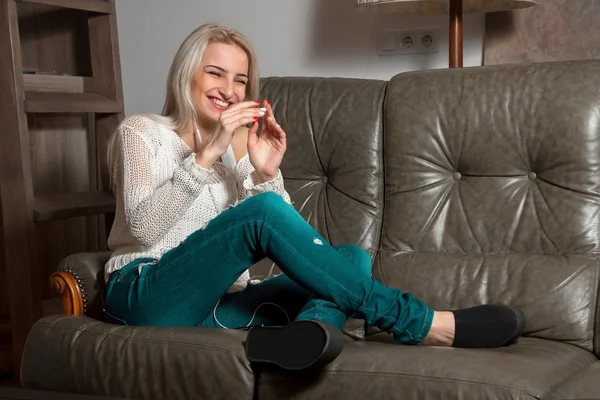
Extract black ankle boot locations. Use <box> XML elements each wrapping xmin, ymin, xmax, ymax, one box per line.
<box><xmin>451</xmin><ymin>304</ymin><xmax>526</xmax><ymax>348</ymax></box>
<box><xmin>245</xmin><ymin>320</ymin><xmax>344</xmax><ymax>370</ymax></box>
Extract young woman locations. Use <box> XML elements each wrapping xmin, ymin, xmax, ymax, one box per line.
<box><xmin>103</xmin><ymin>23</ymin><xmax>526</xmax><ymax>371</ymax></box>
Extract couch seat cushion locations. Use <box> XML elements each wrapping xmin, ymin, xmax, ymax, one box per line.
<box><xmin>258</xmin><ymin>336</ymin><xmax>596</xmax><ymax>400</ymax></box>
<box><xmin>548</xmin><ymin>361</ymin><xmax>600</xmax><ymax>399</ymax></box>
<box><xmin>21</xmin><ymin>316</ymin><xmax>255</xmax><ymax>400</ymax></box>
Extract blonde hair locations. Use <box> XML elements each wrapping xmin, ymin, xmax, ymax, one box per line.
<box><xmin>159</xmin><ymin>23</ymin><xmax>259</xmax><ymax>132</ymax></box>
<box><xmin>106</xmin><ymin>23</ymin><xmax>259</xmax><ymax>189</ymax></box>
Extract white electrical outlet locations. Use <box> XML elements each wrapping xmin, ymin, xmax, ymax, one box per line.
<box><xmin>377</xmin><ymin>30</ymin><xmax>439</xmax><ymax>56</ymax></box>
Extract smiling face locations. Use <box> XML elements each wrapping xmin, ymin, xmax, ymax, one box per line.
<box><xmin>191</xmin><ymin>42</ymin><xmax>250</xmax><ymax>130</ymax></box>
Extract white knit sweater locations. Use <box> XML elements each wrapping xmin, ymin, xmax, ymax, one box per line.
<box><xmin>105</xmin><ymin>114</ymin><xmax>292</xmax><ymax>292</ymax></box>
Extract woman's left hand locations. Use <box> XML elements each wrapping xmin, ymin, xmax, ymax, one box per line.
<box><xmin>247</xmin><ymin>100</ymin><xmax>286</xmax><ymax>181</ymax></box>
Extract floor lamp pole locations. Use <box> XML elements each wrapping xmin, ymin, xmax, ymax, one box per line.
<box><xmin>449</xmin><ymin>0</ymin><xmax>463</xmax><ymax>68</ymax></box>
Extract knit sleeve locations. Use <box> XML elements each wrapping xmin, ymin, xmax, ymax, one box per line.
<box><xmin>235</xmin><ymin>158</ymin><xmax>292</xmax><ymax>204</ymax></box>
<box><xmin>117</xmin><ymin>117</ymin><xmax>211</xmax><ymax>247</ymax></box>
<box><xmin>242</xmin><ymin>170</ymin><xmax>292</xmax><ymax>203</ymax></box>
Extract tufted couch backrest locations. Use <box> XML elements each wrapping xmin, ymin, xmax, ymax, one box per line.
<box><xmin>258</xmin><ymin>77</ymin><xmax>387</xmax><ymax>264</ymax></box>
<box><xmin>69</xmin><ymin>63</ymin><xmax>600</xmax><ymax>357</ymax></box>
<box><xmin>377</xmin><ymin>60</ymin><xmax>600</xmax><ymax>355</ymax></box>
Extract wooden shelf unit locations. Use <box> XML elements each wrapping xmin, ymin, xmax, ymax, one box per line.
<box><xmin>24</xmin><ymin>92</ymin><xmax>123</xmax><ymax>113</ymax></box>
<box><xmin>18</xmin><ymin>0</ymin><xmax>114</xmax><ymax>13</ymax></box>
<box><xmin>34</xmin><ymin>190</ymin><xmax>116</xmax><ymax>222</ymax></box>
<box><xmin>22</xmin><ymin>74</ymin><xmax>88</xmax><ymax>93</ymax></box>
<box><xmin>0</xmin><ymin>0</ymin><xmax>124</xmax><ymax>379</ymax></box>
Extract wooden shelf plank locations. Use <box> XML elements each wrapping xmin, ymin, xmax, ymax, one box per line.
<box><xmin>33</xmin><ymin>190</ymin><xmax>115</xmax><ymax>222</ymax></box>
<box><xmin>16</xmin><ymin>0</ymin><xmax>115</xmax><ymax>14</ymax></box>
<box><xmin>22</xmin><ymin>74</ymin><xmax>85</xmax><ymax>93</ymax></box>
<box><xmin>24</xmin><ymin>92</ymin><xmax>123</xmax><ymax>113</ymax></box>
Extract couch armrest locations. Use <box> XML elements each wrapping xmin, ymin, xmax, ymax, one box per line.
<box><xmin>50</xmin><ymin>252</ymin><xmax>111</xmax><ymax>319</ymax></box>
<box><xmin>21</xmin><ymin>315</ymin><xmax>253</xmax><ymax>400</ymax></box>
<box><xmin>50</xmin><ymin>271</ymin><xmax>84</xmax><ymax>316</ymax></box>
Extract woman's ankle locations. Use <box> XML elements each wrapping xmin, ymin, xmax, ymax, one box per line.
<box><xmin>419</xmin><ymin>311</ymin><xmax>455</xmax><ymax>346</ymax></box>
<box><xmin>418</xmin><ymin>305</ymin><xmax>526</xmax><ymax>348</ymax></box>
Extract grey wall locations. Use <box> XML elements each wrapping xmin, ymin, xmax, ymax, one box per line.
<box><xmin>115</xmin><ymin>0</ymin><xmax>485</xmax><ymax>115</ymax></box>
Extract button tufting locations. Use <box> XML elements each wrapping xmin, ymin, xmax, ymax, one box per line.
<box><xmin>528</xmin><ymin>172</ymin><xmax>537</xmax><ymax>180</ymax></box>
<box><xmin>453</xmin><ymin>172</ymin><xmax>462</xmax><ymax>181</ymax></box>
<box><xmin>322</xmin><ymin>176</ymin><xmax>328</xmax><ymax>184</ymax></box>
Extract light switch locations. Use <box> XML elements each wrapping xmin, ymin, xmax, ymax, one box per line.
<box><xmin>377</xmin><ymin>33</ymin><xmax>396</xmax><ymax>53</ymax></box>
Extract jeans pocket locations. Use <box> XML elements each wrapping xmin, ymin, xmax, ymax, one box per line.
<box><xmin>111</xmin><ymin>258</ymin><xmax>156</xmax><ymax>284</ymax></box>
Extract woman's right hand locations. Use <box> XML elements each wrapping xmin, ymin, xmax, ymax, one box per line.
<box><xmin>195</xmin><ymin>100</ymin><xmax>265</xmax><ymax>168</ymax></box>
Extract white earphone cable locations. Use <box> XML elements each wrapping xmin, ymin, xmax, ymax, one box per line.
<box><xmin>212</xmin><ymin>298</ymin><xmax>290</xmax><ymax>329</ymax></box>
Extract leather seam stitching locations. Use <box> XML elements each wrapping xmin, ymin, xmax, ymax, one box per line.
<box><xmin>593</xmin><ymin>261</ymin><xmax>600</xmax><ymax>356</ymax></box>
<box><xmin>33</xmin><ymin>322</ymin><xmax>247</xmax><ymax>357</ymax></box>
<box><xmin>378</xmin><ymin>250</ymin><xmax>600</xmax><ymax>257</ymax></box>
<box><xmin>264</xmin><ymin>371</ymin><xmax>540</xmax><ymax>397</ymax></box>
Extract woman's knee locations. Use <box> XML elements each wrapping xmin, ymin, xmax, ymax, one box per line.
<box><xmin>240</xmin><ymin>192</ymin><xmax>293</xmax><ymax>216</ymax></box>
<box><xmin>335</xmin><ymin>244</ymin><xmax>372</xmax><ymax>277</ymax></box>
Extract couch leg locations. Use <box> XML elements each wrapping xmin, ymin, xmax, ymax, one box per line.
<box><xmin>49</xmin><ymin>272</ymin><xmax>84</xmax><ymax>316</ymax></box>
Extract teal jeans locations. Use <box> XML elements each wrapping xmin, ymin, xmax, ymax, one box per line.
<box><xmin>103</xmin><ymin>192</ymin><xmax>434</xmax><ymax>344</ymax></box>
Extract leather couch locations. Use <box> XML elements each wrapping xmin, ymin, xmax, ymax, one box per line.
<box><xmin>20</xmin><ymin>59</ymin><xmax>600</xmax><ymax>399</ymax></box>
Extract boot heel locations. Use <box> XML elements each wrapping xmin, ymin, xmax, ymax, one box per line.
<box><xmin>245</xmin><ymin>320</ymin><xmax>344</xmax><ymax>370</ymax></box>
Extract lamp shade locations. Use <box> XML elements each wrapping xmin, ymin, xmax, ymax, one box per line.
<box><xmin>354</xmin><ymin>0</ymin><xmax>538</xmax><ymax>15</ymax></box>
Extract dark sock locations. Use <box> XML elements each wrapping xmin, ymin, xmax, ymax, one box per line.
<box><xmin>451</xmin><ymin>304</ymin><xmax>526</xmax><ymax>348</ymax></box>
